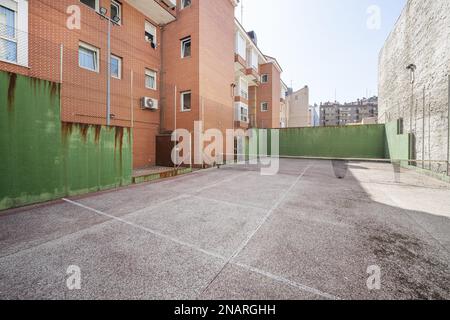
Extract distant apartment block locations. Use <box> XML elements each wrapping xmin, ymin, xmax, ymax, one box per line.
<box><xmin>287</xmin><ymin>85</ymin><xmax>310</xmax><ymax>127</ymax></box>
<box><xmin>319</xmin><ymin>97</ymin><xmax>378</xmax><ymax>126</ymax></box>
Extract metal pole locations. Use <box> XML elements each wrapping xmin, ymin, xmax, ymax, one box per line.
<box><xmin>174</xmin><ymin>85</ymin><xmax>177</xmax><ymax>168</ymax></box>
<box><xmin>422</xmin><ymin>87</ymin><xmax>425</xmax><ymax>169</ymax></box>
<box><xmin>447</xmin><ymin>74</ymin><xmax>450</xmax><ymax>176</ymax></box>
<box><xmin>60</xmin><ymin>44</ymin><xmax>63</xmax><ymax>114</ymax></box>
<box><xmin>107</xmin><ymin>19</ymin><xmax>111</xmax><ymax>126</ymax></box>
<box><xmin>130</xmin><ymin>70</ymin><xmax>134</xmax><ymax>128</ymax></box>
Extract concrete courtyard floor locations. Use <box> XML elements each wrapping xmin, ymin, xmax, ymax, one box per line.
<box><xmin>0</xmin><ymin>159</ymin><xmax>449</xmax><ymax>300</ymax></box>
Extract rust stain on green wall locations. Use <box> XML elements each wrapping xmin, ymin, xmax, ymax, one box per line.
<box><xmin>0</xmin><ymin>71</ymin><xmax>133</xmax><ymax>211</ymax></box>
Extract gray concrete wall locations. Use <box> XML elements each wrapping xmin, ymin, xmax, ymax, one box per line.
<box><xmin>378</xmin><ymin>0</ymin><xmax>450</xmax><ymax>174</ymax></box>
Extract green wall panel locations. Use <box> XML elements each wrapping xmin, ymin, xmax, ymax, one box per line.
<box><xmin>256</xmin><ymin>125</ymin><xmax>386</xmax><ymax>159</ymax></box>
<box><xmin>384</xmin><ymin>121</ymin><xmax>411</xmax><ymax>161</ymax></box>
<box><xmin>0</xmin><ymin>72</ymin><xmax>132</xmax><ymax>211</ymax></box>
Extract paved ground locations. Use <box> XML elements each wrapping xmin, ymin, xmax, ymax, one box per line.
<box><xmin>0</xmin><ymin>159</ymin><xmax>449</xmax><ymax>300</ymax></box>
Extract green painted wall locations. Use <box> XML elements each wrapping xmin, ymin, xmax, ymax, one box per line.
<box><xmin>384</xmin><ymin>120</ymin><xmax>411</xmax><ymax>162</ymax></box>
<box><xmin>0</xmin><ymin>72</ymin><xmax>132</xmax><ymax>211</ymax></box>
<box><xmin>256</xmin><ymin>125</ymin><xmax>386</xmax><ymax>159</ymax></box>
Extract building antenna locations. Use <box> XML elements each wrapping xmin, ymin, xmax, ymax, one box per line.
<box><xmin>241</xmin><ymin>0</ymin><xmax>244</xmax><ymax>25</ymax></box>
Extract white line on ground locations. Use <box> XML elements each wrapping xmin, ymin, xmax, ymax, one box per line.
<box><xmin>188</xmin><ymin>194</ymin><xmax>265</xmax><ymax>211</ymax></box>
<box><xmin>229</xmin><ymin>164</ymin><xmax>314</xmax><ymax>261</ymax></box>
<box><xmin>233</xmin><ymin>262</ymin><xmax>340</xmax><ymax>300</ymax></box>
<box><xmin>192</xmin><ymin>171</ymin><xmax>250</xmax><ymax>194</ymax></box>
<box><xmin>199</xmin><ymin>163</ymin><xmax>329</xmax><ymax>298</ymax></box>
<box><xmin>62</xmin><ymin>180</ymin><xmax>339</xmax><ymax>300</ymax></box>
<box><xmin>62</xmin><ymin>198</ymin><xmax>226</xmax><ymax>261</ymax></box>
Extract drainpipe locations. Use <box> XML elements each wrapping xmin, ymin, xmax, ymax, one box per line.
<box><xmin>107</xmin><ymin>18</ymin><xmax>111</xmax><ymax>126</ymax></box>
<box><xmin>160</xmin><ymin>25</ymin><xmax>165</xmax><ymax>133</ymax></box>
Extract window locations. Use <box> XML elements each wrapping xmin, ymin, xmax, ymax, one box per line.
<box><xmin>181</xmin><ymin>0</ymin><xmax>191</xmax><ymax>9</ymax></box>
<box><xmin>240</xmin><ymin>105</ymin><xmax>248</xmax><ymax>122</ymax></box>
<box><xmin>110</xmin><ymin>0</ymin><xmax>121</xmax><ymax>24</ymax></box>
<box><xmin>251</xmin><ymin>49</ymin><xmax>258</xmax><ymax>70</ymax></box>
<box><xmin>145</xmin><ymin>69</ymin><xmax>157</xmax><ymax>90</ymax></box>
<box><xmin>235</xmin><ymin>32</ymin><xmax>246</xmax><ymax>59</ymax></box>
<box><xmin>181</xmin><ymin>91</ymin><xmax>191</xmax><ymax>112</ymax></box>
<box><xmin>0</xmin><ymin>4</ymin><xmax>17</xmax><ymax>63</ymax></box>
<box><xmin>181</xmin><ymin>36</ymin><xmax>191</xmax><ymax>58</ymax></box>
<box><xmin>261</xmin><ymin>74</ymin><xmax>269</xmax><ymax>83</ymax></box>
<box><xmin>79</xmin><ymin>42</ymin><xmax>99</xmax><ymax>72</ymax></box>
<box><xmin>261</xmin><ymin>102</ymin><xmax>269</xmax><ymax>112</ymax></box>
<box><xmin>145</xmin><ymin>21</ymin><xmax>157</xmax><ymax>48</ymax></box>
<box><xmin>110</xmin><ymin>54</ymin><xmax>122</xmax><ymax>79</ymax></box>
<box><xmin>240</xmin><ymin>78</ymin><xmax>248</xmax><ymax>100</ymax></box>
<box><xmin>80</xmin><ymin>0</ymin><xmax>99</xmax><ymax>11</ymax></box>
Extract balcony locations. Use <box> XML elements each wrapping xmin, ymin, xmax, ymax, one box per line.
<box><xmin>127</xmin><ymin>0</ymin><xmax>176</xmax><ymax>25</ymax></box>
<box><xmin>234</xmin><ymin>54</ymin><xmax>246</xmax><ymax>73</ymax></box>
<box><xmin>244</xmin><ymin>67</ymin><xmax>260</xmax><ymax>85</ymax></box>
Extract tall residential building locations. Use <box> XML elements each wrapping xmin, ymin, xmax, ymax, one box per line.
<box><xmin>319</xmin><ymin>97</ymin><xmax>378</xmax><ymax>126</ymax></box>
<box><xmin>0</xmin><ymin>0</ymin><xmax>180</xmax><ymax>169</ymax></box>
<box><xmin>234</xmin><ymin>23</ymin><xmax>287</xmax><ymax>130</ymax></box>
<box><xmin>287</xmin><ymin>85</ymin><xmax>310</xmax><ymax>127</ymax></box>
<box><xmin>0</xmin><ymin>0</ymin><xmax>286</xmax><ymax>169</ymax></box>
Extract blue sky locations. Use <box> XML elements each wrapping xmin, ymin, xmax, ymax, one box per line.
<box><xmin>236</xmin><ymin>0</ymin><xmax>407</xmax><ymax>105</ymax></box>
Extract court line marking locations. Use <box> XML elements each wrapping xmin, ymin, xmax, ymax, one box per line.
<box><xmin>62</xmin><ymin>198</ymin><xmax>226</xmax><ymax>261</ymax></box>
<box><xmin>188</xmin><ymin>195</ymin><xmax>266</xmax><ymax>211</ymax></box>
<box><xmin>62</xmin><ymin>185</ymin><xmax>340</xmax><ymax>300</ymax></box>
<box><xmin>199</xmin><ymin>163</ymin><xmax>318</xmax><ymax>297</ymax></box>
<box><xmin>233</xmin><ymin>262</ymin><xmax>339</xmax><ymax>300</ymax></box>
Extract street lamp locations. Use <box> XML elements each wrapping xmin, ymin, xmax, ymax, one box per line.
<box><xmin>97</xmin><ymin>7</ymin><xmax>121</xmax><ymax>126</ymax></box>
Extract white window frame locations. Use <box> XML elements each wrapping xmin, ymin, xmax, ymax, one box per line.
<box><xmin>78</xmin><ymin>41</ymin><xmax>100</xmax><ymax>72</ymax></box>
<box><xmin>251</xmin><ymin>49</ymin><xmax>258</xmax><ymax>70</ymax></box>
<box><xmin>235</xmin><ymin>32</ymin><xmax>246</xmax><ymax>59</ymax></box>
<box><xmin>110</xmin><ymin>54</ymin><xmax>122</xmax><ymax>79</ymax></box>
<box><xmin>240</xmin><ymin>105</ymin><xmax>249</xmax><ymax>122</ymax></box>
<box><xmin>0</xmin><ymin>2</ymin><xmax>17</xmax><ymax>64</ymax></box>
<box><xmin>261</xmin><ymin>74</ymin><xmax>269</xmax><ymax>83</ymax></box>
<box><xmin>261</xmin><ymin>102</ymin><xmax>269</xmax><ymax>112</ymax></box>
<box><xmin>181</xmin><ymin>91</ymin><xmax>192</xmax><ymax>112</ymax></box>
<box><xmin>239</xmin><ymin>78</ymin><xmax>248</xmax><ymax>100</ymax></box>
<box><xmin>145</xmin><ymin>68</ymin><xmax>157</xmax><ymax>90</ymax></box>
<box><xmin>110</xmin><ymin>0</ymin><xmax>121</xmax><ymax>25</ymax></box>
<box><xmin>181</xmin><ymin>0</ymin><xmax>192</xmax><ymax>9</ymax></box>
<box><xmin>79</xmin><ymin>0</ymin><xmax>99</xmax><ymax>12</ymax></box>
<box><xmin>145</xmin><ymin>20</ymin><xmax>157</xmax><ymax>47</ymax></box>
<box><xmin>0</xmin><ymin>0</ymin><xmax>28</xmax><ymax>67</ymax></box>
<box><xmin>181</xmin><ymin>36</ymin><xmax>191</xmax><ymax>58</ymax></box>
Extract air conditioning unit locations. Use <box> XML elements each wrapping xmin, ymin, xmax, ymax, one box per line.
<box><xmin>141</xmin><ymin>97</ymin><xmax>159</xmax><ymax>111</ymax></box>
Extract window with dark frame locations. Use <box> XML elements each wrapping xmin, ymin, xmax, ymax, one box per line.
<box><xmin>80</xmin><ymin>0</ymin><xmax>98</xmax><ymax>11</ymax></box>
<box><xmin>111</xmin><ymin>0</ymin><xmax>122</xmax><ymax>24</ymax></box>
<box><xmin>145</xmin><ymin>21</ymin><xmax>157</xmax><ymax>49</ymax></box>
<box><xmin>181</xmin><ymin>0</ymin><xmax>192</xmax><ymax>9</ymax></box>
<box><xmin>181</xmin><ymin>91</ymin><xmax>192</xmax><ymax>111</ymax></box>
<box><xmin>181</xmin><ymin>36</ymin><xmax>191</xmax><ymax>58</ymax></box>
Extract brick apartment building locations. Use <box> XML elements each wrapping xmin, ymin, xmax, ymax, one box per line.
<box><xmin>319</xmin><ymin>97</ymin><xmax>378</xmax><ymax>126</ymax></box>
<box><xmin>0</xmin><ymin>0</ymin><xmax>286</xmax><ymax>169</ymax></box>
<box><xmin>234</xmin><ymin>22</ymin><xmax>287</xmax><ymax>130</ymax></box>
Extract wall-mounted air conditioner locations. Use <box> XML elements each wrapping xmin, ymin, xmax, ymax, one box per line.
<box><xmin>141</xmin><ymin>97</ymin><xmax>159</xmax><ymax>111</ymax></box>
